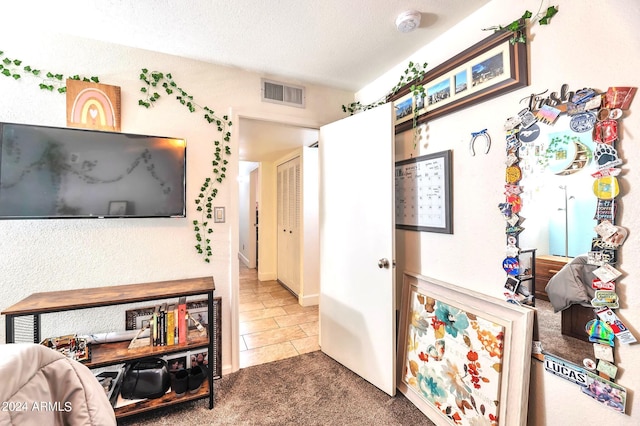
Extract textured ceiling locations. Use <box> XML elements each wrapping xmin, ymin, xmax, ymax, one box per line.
<box><xmin>3</xmin><ymin>0</ymin><xmax>491</xmax><ymax>91</ymax></box>
<box><xmin>2</xmin><ymin>1</ymin><xmax>492</xmax><ymax>161</ymax></box>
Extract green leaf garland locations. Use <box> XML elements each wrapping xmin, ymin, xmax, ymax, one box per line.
<box><xmin>1</xmin><ymin>49</ymin><xmax>230</xmax><ymax>264</ymax></box>
<box><xmin>0</xmin><ymin>50</ymin><xmax>99</xmax><ymax>93</ymax></box>
<box><xmin>138</xmin><ymin>69</ymin><xmax>232</xmax><ymax>263</ymax></box>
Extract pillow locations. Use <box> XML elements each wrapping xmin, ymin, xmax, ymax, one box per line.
<box><xmin>545</xmin><ymin>255</ymin><xmax>597</xmax><ymax>313</ymax></box>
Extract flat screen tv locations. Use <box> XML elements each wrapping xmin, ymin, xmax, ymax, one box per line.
<box><xmin>0</xmin><ymin>122</ymin><xmax>186</xmax><ymax>219</ymax></box>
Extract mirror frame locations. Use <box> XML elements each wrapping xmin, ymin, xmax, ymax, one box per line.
<box><xmin>499</xmin><ymin>84</ymin><xmax>631</xmax><ymax>367</ymax></box>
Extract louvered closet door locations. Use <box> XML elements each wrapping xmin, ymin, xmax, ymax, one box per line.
<box><xmin>276</xmin><ymin>157</ymin><xmax>301</xmax><ymax>295</ymax></box>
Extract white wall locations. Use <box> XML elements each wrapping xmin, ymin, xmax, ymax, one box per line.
<box><xmin>358</xmin><ymin>0</ymin><xmax>640</xmax><ymax>424</ymax></box>
<box><xmin>248</xmin><ymin>167</ymin><xmax>259</xmax><ymax>268</ymax></box>
<box><xmin>301</xmin><ymin>147</ymin><xmax>320</xmax><ymax>306</ymax></box>
<box><xmin>0</xmin><ymin>29</ymin><xmax>353</xmax><ymax>375</ymax></box>
<box><xmin>238</xmin><ymin>161</ymin><xmax>259</xmax><ymax>267</ymax></box>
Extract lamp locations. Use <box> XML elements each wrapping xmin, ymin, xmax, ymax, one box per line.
<box><xmin>395</xmin><ymin>10</ymin><xmax>421</xmax><ymax>33</ymax></box>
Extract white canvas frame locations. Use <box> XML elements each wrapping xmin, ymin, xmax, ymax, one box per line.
<box><xmin>398</xmin><ymin>272</ymin><xmax>534</xmax><ymax>426</ymax></box>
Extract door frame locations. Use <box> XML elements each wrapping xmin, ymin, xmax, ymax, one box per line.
<box><xmin>230</xmin><ymin>110</ymin><xmax>323</xmax><ymax>372</ymax></box>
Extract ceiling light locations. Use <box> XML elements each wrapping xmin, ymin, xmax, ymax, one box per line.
<box><xmin>395</xmin><ymin>10</ymin><xmax>422</xmax><ymax>33</ymax></box>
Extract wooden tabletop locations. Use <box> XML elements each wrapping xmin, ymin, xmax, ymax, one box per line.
<box><xmin>536</xmin><ymin>254</ymin><xmax>571</xmax><ymax>263</ymax></box>
<box><xmin>2</xmin><ymin>276</ymin><xmax>214</xmax><ymax>316</ymax></box>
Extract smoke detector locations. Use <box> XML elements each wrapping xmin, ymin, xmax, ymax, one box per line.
<box><xmin>395</xmin><ymin>10</ymin><xmax>421</xmax><ymax>33</ymax></box>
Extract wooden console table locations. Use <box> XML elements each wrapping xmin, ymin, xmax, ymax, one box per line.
<box><xmin>2</xmin><ymin>276</ymin><xmax>216</xmax><ymax>418</ymax></box>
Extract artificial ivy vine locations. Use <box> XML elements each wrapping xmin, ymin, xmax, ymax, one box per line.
<box><xmin>341</xmin><ymin>61</ymin><xmax>428</xmax><ymax>117</ymax></box>
<box><xmin>138</xmin><ymin>69</ymin><xmax>232</xmax><ymax>263</ymax></box>
<box><xmin>3</xmin><ymin>6</ymin><xmax>558</xmax><ymax>263</ymax></box>
<box><xmin>1</xmin><ymin>50</ymin><xmax>231</xmax><ymax>264</ymax></box>
<box><xmin>341</xmin><ymin>61</ymin><xmax>427</xmax><ymax>148</ymax></box>
<box><xmin>340</xmin><ymin>5</ymin><xmax>559</xmax><ymax>136</ymax></box>
<box><xmin>483</xmin><ymin>5</ymin><xmax>559</xmax><ymax>43</ymax></box>
<box><xmin>0</xmin><ymin>50</ymin><xmax>99</xmax><ymax>91</ymax></box>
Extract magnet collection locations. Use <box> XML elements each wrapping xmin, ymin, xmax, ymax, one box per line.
<box><xmin>498</xmin><ymin>84</ymin><xmax>637</xmax><ymax>413</ymax></box>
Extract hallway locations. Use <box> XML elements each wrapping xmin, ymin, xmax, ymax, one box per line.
<box><xmin>239</xmin><ymin>265</ymin><xmax>320</xmax><ymax>368</ymax></box>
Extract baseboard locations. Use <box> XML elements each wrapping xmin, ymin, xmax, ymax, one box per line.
<box><xmin>300</xmin><ymin>293</ymin><xmax>319</xmax><ymax>307</ymax></box>
<box><xmin>238</xmin><ymin>253</ymin><xmax>250</xmax><ymax>267</ymax></box>
<box><xmin>258</xmin><ymin>271</ymin><xmax>277</xmax><ymax>281</ymax></box>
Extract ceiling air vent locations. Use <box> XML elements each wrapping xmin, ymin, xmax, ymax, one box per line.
<box><xmin>261</xmin><ymin>79</ymin><xmax>305</xmax><ymax>108</ymax></box>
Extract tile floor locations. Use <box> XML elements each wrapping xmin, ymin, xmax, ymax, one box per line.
<box><xmin>239</xmin><ymin>265</ymin><xmax>320</xmax><ymax>368</ymax></box>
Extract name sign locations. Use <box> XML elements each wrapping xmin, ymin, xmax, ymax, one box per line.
<box><xmin>544</xmin><ymin>353</ymin><xmax>587</xmax><ymax>386</ymax></box>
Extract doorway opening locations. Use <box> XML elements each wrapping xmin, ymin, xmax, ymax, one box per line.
<box><xmin>237</xmin><ymin>117</ymin><xmax>320</xmax><ymax>368</ymax></box>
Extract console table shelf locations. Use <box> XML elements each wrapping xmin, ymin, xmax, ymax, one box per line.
<box><xmin>1</xmin><ymin>276</ymin><xmax>216</xmax><ymax>419</ymax></box>
<box><xmin>86</xmin><ymin>333</ymin><xmax>209</xmax><ymax>369</ymax></box>
<box><xmin>114</xmin><ymin>378</ymin><xmax>210</xmax><ymax>418</ymax></box>
<box><xmin>2</xmin><ymin>276</ymin><xmax>213</xmax><ymax>315</ymax></box>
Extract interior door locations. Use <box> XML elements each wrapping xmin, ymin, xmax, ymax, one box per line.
<box><xmin>277</xmin><ymin>157</ymin><xmax>301</xmax><ymax>295</ymax></box>
<box><xmin>319</xmin><ymin>103</ymin><xmax>396</xmax><ymax>396</ymax></box>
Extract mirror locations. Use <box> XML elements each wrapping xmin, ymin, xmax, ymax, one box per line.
<box><xmin>516</xmin><ymin>114</ymin><xmax>598</xmax><ymax>366</ymax></box>
<box><xmin>518</xmin><ymin>120</ymin><xmax>596</xmax><ymax>257</ymax></box>
<box><xmin>501</xmin><ymin>85</ymin><xmax>631</xmax><ymax>367</ymax></box>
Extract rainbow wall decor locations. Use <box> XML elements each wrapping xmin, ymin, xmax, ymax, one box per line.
<box><xmin>66</xmin><ymin>79</ymin><xmax>121</xmax><ymax>132</ymax></box>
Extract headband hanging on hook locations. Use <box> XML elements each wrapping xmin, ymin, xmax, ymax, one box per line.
<box><xmin>470</xmin><ymin>129</ymin><xmax>491</xmax><ymax>156</ymax></box>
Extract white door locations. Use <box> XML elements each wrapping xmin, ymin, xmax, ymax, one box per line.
<box><xmin>277</xmin><ymin>157</ymin><xmax>301</xmax><ymax>295</ymax></box>
<box><xmin>319</xmin><ymin>103</ymin><xmax>396</xmax><ymax>396</ymax></box>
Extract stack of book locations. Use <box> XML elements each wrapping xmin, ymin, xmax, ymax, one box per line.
<box><xmin>150</xmin><ymin>297</ymin><xmax>189</xmax><ymax>346</ymax></box>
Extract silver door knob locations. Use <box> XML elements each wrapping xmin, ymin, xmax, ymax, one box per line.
<box><xmin>378</xmin><ymin>258</ymin><xmax>390</xmax><ymax>269</ymax></box>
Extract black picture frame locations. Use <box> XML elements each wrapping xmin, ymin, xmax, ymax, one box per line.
<box><xmin>395</xmin><ymin>150</ymin><xmax>453</xmax><ymax>234</ymax></box>
<box><xmin>389</xmin><ymin>24</ymin><xmax>529</xmax><ymax>134</ymax></box>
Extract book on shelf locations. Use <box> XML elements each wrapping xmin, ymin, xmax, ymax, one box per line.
<box><xmin>166</xmin><ymin>304</ymin><xmax>175</xmax><ymax>346</ymax></box>
<box><xmin>159</xmin><ymin>303</ymin><xmax>167</xmax><ymax>346</ymax></box>
<box><xmin>144</xmin><ymin>298</ymin><xmax>196</xmax><ymax>347</ymax></box>
<box><xmin>151</xmin><ymin>306</ymin><xmax>159</xmax><ymax>346</ymax></box>
<box><xmin>178</xmin><ymin>297</ymin><xmax>187</xmax><ymax>344</ymax></box>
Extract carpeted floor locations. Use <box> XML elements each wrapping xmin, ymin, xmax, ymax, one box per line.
<box><xmin>535</xmin><ymin>299</ymin><xmax>593</xmax><ymax>365</ymax></box>
<box><xmin>119</xmin><ymin>351</ymin><xmax>435</xmax><ymax>426</ymax></box>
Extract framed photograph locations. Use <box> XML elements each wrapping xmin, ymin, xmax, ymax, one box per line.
<box><xmin>394</xmin><ymin>92</ymin><xmax>414</xmax><ymax>125</ymax></box>
<box><xmin>398</xmin><ymin>272</ymin><xmax>534</xmax><ymax>426</ymax></box>
<box><xmin>581</xmin><ymin>369</ymin><xmax>626</xmax><ymax>413</ymax></box>
<box><xmin>214</xmin><ymin>206</ymin><xmax>225</xmax><ymax>223</ymax></box>
<box><xmin>395</xmin><ymin>150</ymin><xmax>453</xmax><ymax>234</ymax></box>
<box><xmin>186</xmin><ymin>300</ymin><xmax>208</xmax><ymax>331</ymax></box>
<box><xmin>164</xmin><ymin>352</ymin><xmax>188</xmax><ymax>372</ymax></box>
<box><xmin>189</xmin><ymin>349</ymin><xmax>209</xmax><ymax>369</ymax></box>
<box><xmin>108</xmin><ymin>201</ymin><xmax>128</xmax><ymax>216</ymax></box>
<box><xmin>125</xmin><ymin>305</ymin><xmax>157</xmax><ymax>330</ymax></box>
<box><xmin>389</xmin><ymin>24</ymin><xmax>529</xmax><ymax>134</ymax></box>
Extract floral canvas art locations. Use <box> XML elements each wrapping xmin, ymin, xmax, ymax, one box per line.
<box><xmin>398</xmin><ymin>273</ymin><xmax>534</xmax><ymax>426</ymax></box>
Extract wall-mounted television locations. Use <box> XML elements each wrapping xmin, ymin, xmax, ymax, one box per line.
<box><xmin>0</xmin><ymin>122</ymin><xmax>186</xmax><ymax>219</ymax></box>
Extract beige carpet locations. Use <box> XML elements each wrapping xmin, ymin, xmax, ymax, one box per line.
<box><xmin>535</xmin><ymin>299</ymin><xmax>594</xmax><ymax>365</ymax></box>
<box><xmin>119</xmin><ymin>351</ymin><xmax>434</xmax><ymax>426</ymax></box>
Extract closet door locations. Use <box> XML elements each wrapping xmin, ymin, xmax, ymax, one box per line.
<box><xmin>277</xmin><ymin>156</ymin><xmax>301</xmax><ymax>295</ymax></box>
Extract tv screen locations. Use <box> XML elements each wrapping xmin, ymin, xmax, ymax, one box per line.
<box><xmin>0</xmin><ymin>122</ymin><xmax>186</xmax><ymax>219</ymax></box>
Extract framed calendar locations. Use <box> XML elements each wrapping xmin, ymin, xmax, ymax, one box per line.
<box><xmin>395</xmin><ymin>150</ymin><xmax>452</xmax><ymax>233</ymax></box>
